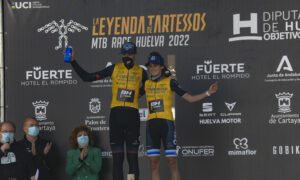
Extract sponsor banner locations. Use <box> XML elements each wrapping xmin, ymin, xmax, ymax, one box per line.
<box><xmin>269</xmin><ymin>92</ymin><xmax>300</xmax><ymax>125</ymax></box>
<box><xmin>229</xmin><ymin>10</ymin><xmax>300</xmax><ymax>42</ymax></box>
<box><xmin>265</xmin><ymin>55</ymin><xmax>300</xmax><ymax>82</ymax></box>
<box><xmin>10</xmin><ymin>1</ymin><xmax>50</xmax><ymax>10</ymax></box>
<box><xmin>32</xmin><ymin>100</ymin><xmax>56</xmax><ymax>132</ymax></box>
<box><xmin>177</xmin><ymin>145</ymin><xmax>214</xmax><ymax>157</ymax></box>
<box><xmin>228</xmin><ymin>138</ymin><xmax>257</xmax><ymax>156</ymax></box>
<box><xmin>191</xmin><ymin>60</ymin><xmax>250</xmax><ymax>80</ymax></box>
<box><xmin>139</xmin><ymin>108</ymin><xmax>148</xmax><ymax>121</ymax></box>
<box><xmin>4</xmin><ymin>0</ymin><xmax>300</xmax><ymax>179</ymax></box>
<box><xmin>21</xmin><ymin>66</ymin><xmax>77</xmax><ymax>86</ymax></box>
<box><xmin>273</xmin><ymin>145</ymin><xmax>300</xmax><ymax>155</ymax></box>
<box><xmin>101</xmin><ymin>150</ymin><xmax>113</xmax><ymax>158</ymax></box>
<box><xmin>85</xmin><ymin>98</ymin><xmax>109</xmax><ymax>131</ymax></box>
<box><xmin>199</xmin><ymin>101</ymin><xmax>242</xmax><ymax>125</ymax></box>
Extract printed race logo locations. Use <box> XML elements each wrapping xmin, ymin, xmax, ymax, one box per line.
<box><xmin>91</xmin><ymin>12</ymin><xmax>206</xmax><ymax>49</ymax></box>
<box><xmin>10</xmin><ymin>1</ymin><xmax>50</xmax><ymax>9</ymax></box>
<box><xmin>233</xmin><ymin>138</ymin><xmax>248</xmax><ymax>149</ymax></box>
<box><xmin>89</xmin><ymin>98</ymin><xmax>101</xmax><ymax>114</ymax></box>
<box><xmin>85</xmin><ymin>98</ymin><xmax>108</xmax><ymax>132</ymax></box>
<box><xmin>277</xmin><ymin>55</ymin><xmax>293</xmax><ymax>72</ymax></box>
<box><xmin>229</xmin><ymin>11</ymin><xmax>300</xmax><ymax>42</ymax></box>
<box><xmin>228</xmin><ymin>138</ymin><xmax>256</xmax><ymax>156</ymax></box>
<box><xmin>192</xmin><ymin>60</ymin><xmax>250</xmax><ymax>80</ymax></box>
<box><xmin>11</xmin><ymin>2</ymin><xmax>31</xmax><ymax>9</ymax></box>
<box><xmin>199</xmin><ymin>101</ymin><xmax>242</xmax><ymax>125</ymax></box>
<box><xmin>21</xmin><ymin>66</ymin><xmax>77</xmax><ymax>86</ymax></box>
<box><xmin>32</xmin><ymin>100</ymin><xmax>55</xmax><ymax>132</ymax></box>
<box><xmin>37</xmin><ymin>20</ymin><xmax>88</xmax><ymax>50</ymax></box>
<box><xmin>32</xmin><ymin>101</ymin><xmax>49</xmax><ymax>121</ymax></box>
<box><xmin>273</xmin><ymin>145</ymin><xmax>300</xmax><ymax>155</ymax></box>
<box><xmin>177</xmin><ymin>145</ymin><xmax>215</xmax><ymax>157</ymax></box>
<box><xmin>202</xmin><ymin>102</ymin><xmax>213</xmax><ymax>112</ymax></box>
<box><xmin>269</xmin><ymin>92</ymin><xmax>300</xmax><ymax>125</ymax></box>
<box><xmin>139</xmin><ymin>108</ymin><xmax>148</xmax><ymax>121</ymax></box>
<box><xmin>276</xmin><ymin>92</ymin><xmax>293</xmax><ymax>113</ymax></box>
<box><xmin>229</xmin><ymin>13</ymin><xmax>262</xmax><ymax>42</ymax></box>
<box><xmin>102</xmin><ymin>150</ymin><xmax>113</xmax><ymax>158</ymax></box>
<box><xmin>265</xmin><ymin>55</ymin><xmax>300</xmax><ymax>82</ymax></box>
<box><xmin>225</xmin><ymin>102</ymin><xmax>236</xmax><ymax>111</ymax></box>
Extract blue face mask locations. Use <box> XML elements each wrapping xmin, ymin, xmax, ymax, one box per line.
<box><xmin>1</xmin><ymin>133</ymin><xmax>14</xmax><ymax>144</ymax></box>
<box><xmin>77</xmin><ymin>136</ymin><xmax>89</xmax><ymax>147</ymax></box>
<box><xmin>28</xmin><ymin>126</ymin><xmax>39</xmax><ymax>137</ymax></box>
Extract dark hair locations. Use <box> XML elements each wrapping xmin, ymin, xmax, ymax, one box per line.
<box><xmin>23</xmin><ymin>116</ymin><xmax>38</xmax><ymax>127</ymax></box>
<box><xmin>0</xmin><ymin>121</ymin><xmax>16</xmax><ymax>132</ymax></box>
<box><xmin>162</xmin><ymin>66</ymin><xmax>171</xmax><ymax>77</ymax></box>
<box><xmin>69</xmin><ymin>125</ymin><xmax>94</xmax><ymax>149</ymax></box>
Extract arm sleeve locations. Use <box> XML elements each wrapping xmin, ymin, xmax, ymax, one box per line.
<box><xmin>139</xmin><ymin>69</ymin><xmax>148</xmax><ymax>96</ymax></box>
<box><xmin>83</xmin><ymin>148</ymin><xmax>102</xmax><ymax>174</ymax></box>
<box><xmin>170</xmin><ymin>79</ymin><xmax>186</xmax><ymax>96</ymax></box>
<box><xmin>65</xmin><ymin>151</ymin><xmax>83</xmax><ymax>176</ymax></box>
<box><xmin>71</xmin><ymin>60</ymin><xmax>115</xmax><ymax>82</ymax></box>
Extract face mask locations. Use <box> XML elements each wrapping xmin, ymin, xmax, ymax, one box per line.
<box><xmin>77</xmin><ymin>135</ymin><xmax>89</xmax><ymax>147</ymax></box>
<box><xmin>1</xmin><ymin>133</ymin><xmax>14</xmax><ymax>144</ymax></box>
<box><xmin>28</xmin><ymin>126</ymin><xmax>39</xmax><ymax>137</ymax></box>
<box><xmin>122</xmin><ymin>57</ymin><xmax>134</xmax><ymax>65</ymax></box>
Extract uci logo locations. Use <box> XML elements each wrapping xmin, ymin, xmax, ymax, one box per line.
<box><xmin>12</xmin><ymin>2</ymin><xmax>32</xmax><ymax>9</ymax></box>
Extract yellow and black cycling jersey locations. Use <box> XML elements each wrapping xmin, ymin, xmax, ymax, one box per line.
<box><xmin>71</xmin><ymin>60</ymin><xmax>147</xmax><ymax>109</ymax></box>
<box><xmin>111</xmin><ymin>63</ymin><xmax>143</xmax><ymax>109</ymax></box>
<box><xmin>145</xmin><ymin>77</ymin><xmax>186</xmax><ymax>121</ymax></box>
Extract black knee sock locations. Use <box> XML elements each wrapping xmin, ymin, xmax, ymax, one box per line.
<box><xmin>127</xmin><ymin>152</ymin><xmax>139</xmax><ymax>180</ymax></box>
<box><xmin>112</xmin><ymin>152</ymin><xmax>124</xmax><ymax>180</ymax></box>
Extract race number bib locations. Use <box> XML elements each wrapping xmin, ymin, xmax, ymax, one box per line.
<box><xmin>149</xmin><ymin>100</ymin><xmax>164</xmax><ymax>113</ymax></box>
<box><xmin>117</xmin><ymin>88</ymin><xmax>135</xmax><ymax>102</ymax></box>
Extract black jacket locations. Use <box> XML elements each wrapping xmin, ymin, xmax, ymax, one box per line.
<box><xmin>18</xmin><ymin>136</ymin><xmax>55</xmax><ymax>180</ymax></box>
<box><xmin>0</xmin><ymin>141</ymin><xmax>36</xmax><ymax>180</ymax></box>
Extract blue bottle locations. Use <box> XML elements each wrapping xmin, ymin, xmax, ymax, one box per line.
<box><xmin>64</xmin><ymin>46</ymin><xmax>72</xmax><ymax>63</ymax></box>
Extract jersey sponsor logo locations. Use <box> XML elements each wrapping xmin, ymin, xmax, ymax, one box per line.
<box><xmin>117</xmin><ymin>88</ymin><xmax>135</xmax><ymax>102</ymax></box>
<box><xmin>149</xmin><ymin>99</ymin><xmax>164</xmax><ymax>113</ymax></box>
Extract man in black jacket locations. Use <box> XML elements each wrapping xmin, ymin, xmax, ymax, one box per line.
<box><xmin>0</xmin><ymin>121</ymin><xmax>36</xmax><ymax>180</ymax></box>
<box><xmin>18</xmin><ymin>117</ymin><xmax>55</xmax><ymax>180</ymax></box>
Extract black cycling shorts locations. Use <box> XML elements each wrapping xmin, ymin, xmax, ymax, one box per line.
<box><xmin>146</xmin><ymin>118</ymin><xmax>177</xmax><ymax>157</ymax></box>
<box><xmin>109</xmin><ymin>107</ymin><xmax>140</xmax><ymax>152</ymax></box>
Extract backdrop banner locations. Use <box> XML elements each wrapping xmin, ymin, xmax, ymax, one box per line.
<box><xmin>3</xmin><ymin>0</ymin><xmax>300</xmax><ymax>179</ymax></box>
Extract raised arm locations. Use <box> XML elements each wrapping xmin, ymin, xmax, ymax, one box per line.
<box><xmin>68</xmin><ymin>48</ymin><xmax>115</xmax><ymax>82</ymax></box>
<box><xmin>71</xmin><ymin>61</ymin><xmax>115</xmax><ymax>82</ymax></box>
<box><xmin>181</xmin><ymin>81</ymin><xmax>218</xmax><ymax>103</ymax></box>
